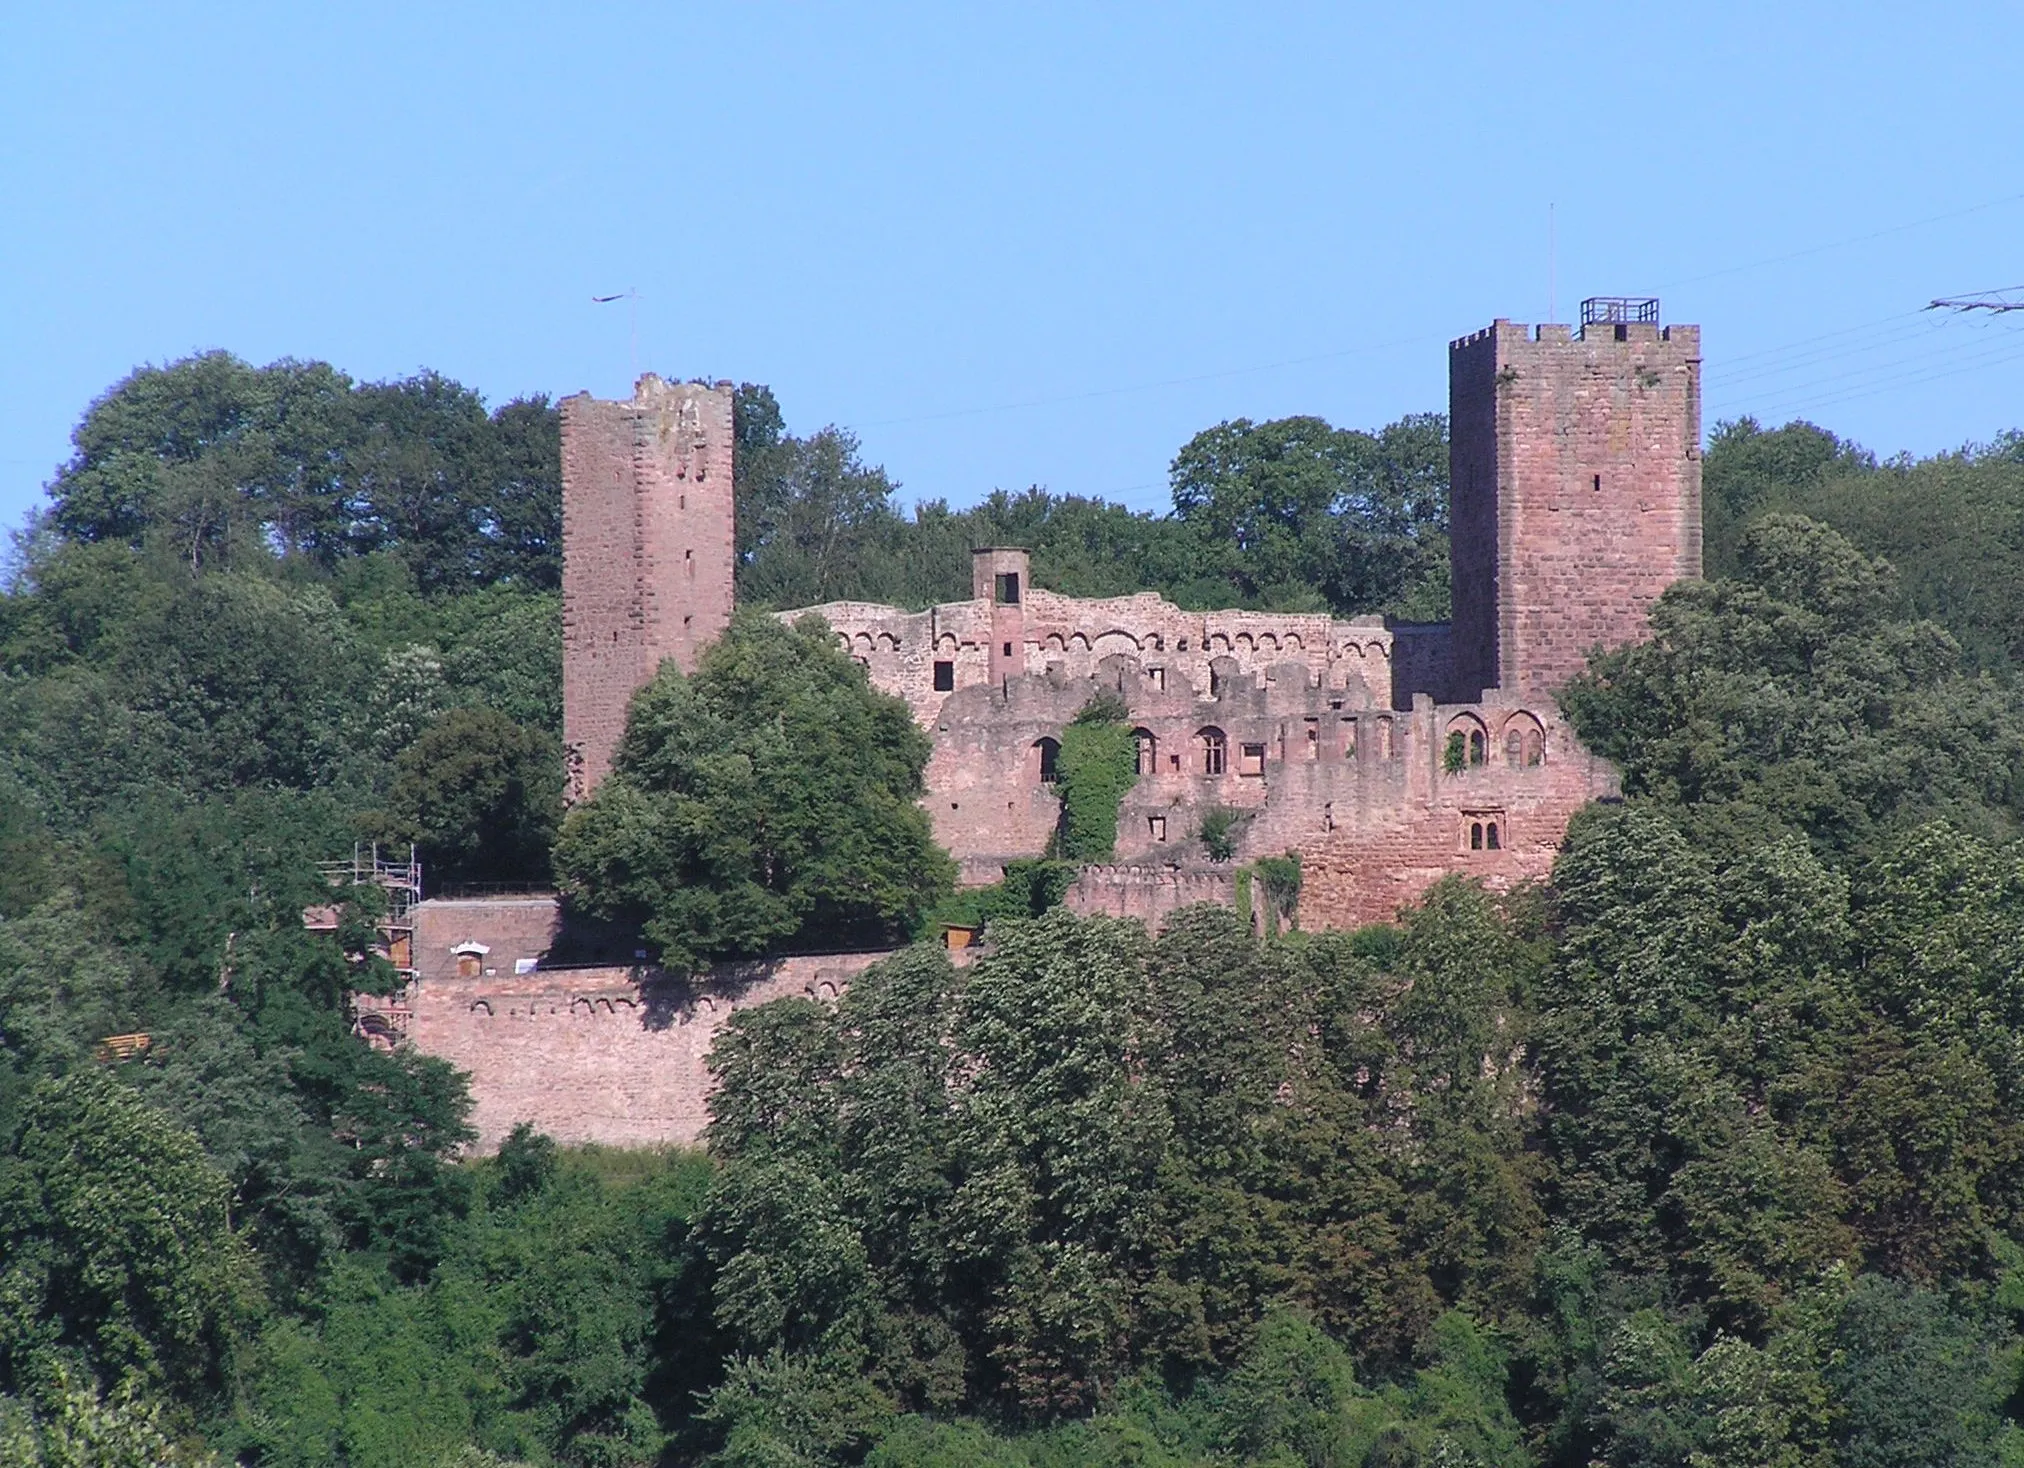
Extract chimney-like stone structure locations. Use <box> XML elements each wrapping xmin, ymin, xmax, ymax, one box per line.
<box><xmin>560</xmin><ymin>376</ymin><xmax>736</xmax><ymax>799</ymax></box>
<box><xmin>972</xmin><ymin>547</ymin><xmax>1031</xmax><ymax>687</ymax></box>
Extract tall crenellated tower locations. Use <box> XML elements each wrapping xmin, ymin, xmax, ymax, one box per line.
<box><xmin>1448</xmin><ymin>300</ymin><xmax>1701</xmax><ymax>698</ymax></box>
<box><xmin>560</xmin><ymin>376</ymin><xmax>735</xmax><ymax>800</ymax></box>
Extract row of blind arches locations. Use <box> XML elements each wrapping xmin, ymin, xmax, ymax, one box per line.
<box><xmin>1032</xmin><ymin>720</ymin><xmax>1410</xmax><ymax>781</ymax></box>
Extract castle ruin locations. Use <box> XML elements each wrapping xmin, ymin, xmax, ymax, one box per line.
<box><xmin>391</xmin><ymin>302</ymin><xmax>1702</xmax><ymax>1148</ymax></box>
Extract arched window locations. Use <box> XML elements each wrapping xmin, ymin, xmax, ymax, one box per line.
<box><xmin>1133</xmin><ymin>728</ymin><xmax>1158</xmax><ymax>776</ymax></box>
<box><xmin>1198</xmin><ymin>727</ymin><xmax>1227</xmax><ymax>777</ymax></box>
<box><xmin>1504</xmin><ymin>712</ymin><xmax>1547</xmax><ymax>768</ymax></box>
<box><xmin>1446</xmin><ymin>715</ymin><xmax>1488</xmax><ymax>771</ymax></box>
<box><xmin>1034</xmin><ymin>737</ymin><xmax>1060</xmax><ymax>783</ymax></box>
<box><xmin>1462</xmin><ymin>809</ymin><xmax>1506</xmax><ymax>853</ymax></box>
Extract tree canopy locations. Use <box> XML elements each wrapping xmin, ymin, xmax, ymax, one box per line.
<box><xmin>553</xmin><ymin>613</ymin><xmax>954</xmax><ymax>969</ymax></box>
<box><xmin>8</xmin><ymin>353</ymin><xmax>2024</xmax><ymax>1465</ymax></box>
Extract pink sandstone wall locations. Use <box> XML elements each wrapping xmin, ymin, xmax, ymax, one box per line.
<box><xmin>561</xmin><ymin>377</ymin><xmax>735</xmax><ymax>799</ymax></box>
<box><xmin>1449</xmin><ymin>319</ymin><xmax>1702</xmax><ymax>698</ymax></box>
<box><xmin>408</xmin><ymin>896</ymin><xmax>892</xmax><ymax>1150</ymax></box>
<box><xmin>410</xmin><ymin>953</ymin><xmax>889</xmax><ymax>1153</ymax></box>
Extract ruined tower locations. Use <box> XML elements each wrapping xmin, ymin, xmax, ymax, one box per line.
<box><xmin>1448</xmin><ymin>300</ymin><xmax>1701</xmax><ymax>698</ymax></box>
<box><xmin>560</xmin><ymin>376</ymin><xmax>736</xmax><ymax>799</ymax></box>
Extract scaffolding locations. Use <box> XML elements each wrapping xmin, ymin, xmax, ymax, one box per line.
<box><xmin>317</xmin><ymin>843</ymin><xmax>423</xmax><ymax>1050</ymax></box>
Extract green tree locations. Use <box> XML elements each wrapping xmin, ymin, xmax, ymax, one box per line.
<box><xmin>373</xmin><ymin>707</ymin><xmax>562</xmax><ymax>886</ymax></box>
<box><xmin>0</xmin><ymin>1070</ymin><xmax>249</xmax><ymax>1400</ymax></box>
<box><xmin>44</xmin><ymin>353</ymin><xmax>561</xmax><ymax>591</ymax></box>
<box><xmin>1169</xmin><ymin>412</ymin><xmax>1449</xmax><ymax>616</ymax></box>
<box><xmin>1560</xmin><ymin>515</ymin><xmax>2024</xmax><ymax>861</ymax></box>
<box><xmin>554</xmin><ymin>613</ymin><xmax>953</xmax><ymax>969</ymax></box>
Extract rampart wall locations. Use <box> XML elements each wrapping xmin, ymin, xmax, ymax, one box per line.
<box><xmin>408</xmin><ymin>897</ymin><xmax>891</xmax><ymax>1150</ymax></box>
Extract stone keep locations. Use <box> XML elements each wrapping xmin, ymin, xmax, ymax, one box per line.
<box><xmin>560</xmin><ymin>376</ymin><xmax>735</xmax><ymax>798</ymax></box>
<box><xmin>1448</xmin><ymin>318</ymin><xmax>1702</xmax><ymax>698</ymax></box>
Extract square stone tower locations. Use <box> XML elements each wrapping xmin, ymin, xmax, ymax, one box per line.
<box><xmin>560</xmin><ymin>376</ymin><xmax>736</xmax><ymax>799</ymax></box>
<box><xmin>1448</xmin><ymin>303</ymin><xmax>1701</xmax><ymax>698</ymax></box>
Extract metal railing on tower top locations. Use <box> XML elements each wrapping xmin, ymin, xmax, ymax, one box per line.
<box><xmin>1580</xmin><ymin>296</ymin><xmax>1661</xmax><ymax>327</ymax></box>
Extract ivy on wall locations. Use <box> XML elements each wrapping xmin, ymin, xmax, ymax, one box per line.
<box><xmin>1234</xmin><ymin>852</ymin><xmax>1303</xmax><ymax>935</ymax></box>
<box><xmin>1051</xmin><ymin>691</ymin><xmax>1139</xmax><ymax>862</ymax></box>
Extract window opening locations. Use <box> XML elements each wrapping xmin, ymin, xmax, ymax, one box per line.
<box><xmin>1507</xmin><ymin>731</ymin><xmax>1523</xmax><ymax>767</ymax></box>
<box><xmin>1148</xmin><ymin>667</ymin><xmax>1166</xmax><ymax>691</ymax></box>
<box><xmin>1470</xmin><ymin>822</ymin><xmax>1484</xmax><ymax>850</ymax></box>
<box><xmin>1149</xmin><ymin>814</ymin><xmax>1168</xmax><ymax>842</ymax></box>
<box><xmin>1342</xmin><ymin>717</ymin><xmax>1358</xmax><ymax>759</ymax></box>
<box><xmin>1486</xmin><ymin>821</ymin><xmax>1501</xmax><ymax>850</ymax></box>
<box><xmin>1304</xmin><ymin>718</ymin><xmax>1320</xmax><ymax>759</ymax></box>
<box><xmin>1239</xmin><ymin>742</ymin><xmax>1266</xmax><ymax>777</ymax></box>
<box><xmin>1468</xmin><ymin>730</ymin><xmax>1486</xmax><ymax>766</ymax></box>
<box><xmin>995</xmin><ymin>571</ymin><xmax>1021</xmax><ymax>605</ymax></box>
<box><xmin>1198</xmin><ymin>728</ymin><xmax>1227</xmax><ymax>776</ymax></box>
<box><xmin>1002</xmin><ymin>642</ymin><xmax>1013</xmax><ymax>658</ymax></box>
<box><xmin>933</xmin><ymin>660</ymin><xmax>955</xmax><ymax>692</ymax></box>
<box><xmin>1034</xmin><ymin>737</ymin><xmax>1060</xmax><ymax>783</ymax></box>
<box><xmin>1593</xmin><ymin>473</ymin><xmax>1602</xmax><ymax>492</ymax></box>
<box><xmin>1133</xmin><ymin>728</ymin><xmax>1158</xmax><ymax>776</ymax></box>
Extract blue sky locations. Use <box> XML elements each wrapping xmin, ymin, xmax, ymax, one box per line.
<box><xmin>3</xmin><ymin>3</ymin><xmax>2021</xmax><ymax>534</ymax></box>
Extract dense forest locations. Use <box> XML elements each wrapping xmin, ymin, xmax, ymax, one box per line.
<box><xmin>3</xmin><ymin>352</ymin><xmax>2024</xmax><ymax>1464</ymax></box>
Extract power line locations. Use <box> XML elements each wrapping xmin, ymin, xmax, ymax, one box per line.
<box><xmin>849</xmin><ymin>190</ymin><xmax>2024</xmax><ymax>436</ymax></box>
<box><xmin>1655</xmin><ymin>191</ymin><xmax>2024</xmax><ymax>290</ymax></box>
<box><xmin>1929</xmin><ymin>287</ymin><xmax>2024</xmax><ymax>314</ymax></box>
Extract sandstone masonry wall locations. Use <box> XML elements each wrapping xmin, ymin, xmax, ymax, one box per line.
<box><xmin>561</xmin><ymin>377</ymin><xmax>735</xmax><ymax>799</ymax></box>
<box><xmin>1449</xmin><ymin>320</ymin><xmax>1702</xmax><ymax>697</ymax></box>
<box><xmin>410</xmin><ymin>897</ymin><xmax>889</xmax><ymax>1151</ymax></box>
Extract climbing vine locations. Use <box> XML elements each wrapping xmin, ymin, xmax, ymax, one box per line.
<box><xmin>1234</xmin><ymin>852</ymin><xmax>1303</xmax><ymax>934</ymax></box>
<box><xmin>1051</xmin><ymin>692</ymin><xmax>1139</xmax><ymax>861</ymax></box>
